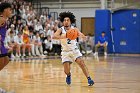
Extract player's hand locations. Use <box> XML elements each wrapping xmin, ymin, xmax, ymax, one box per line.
<box><xmin>78</xmin><ymin>33</ymin><xmax>86</xmax><ymax>39</ymax></box>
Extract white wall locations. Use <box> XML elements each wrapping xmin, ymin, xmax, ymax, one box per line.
<box><xmin>40</xmin><ymin>1</ymin><xmax>101</xmax><ymax>9</ymax></box>
<box><xmin>50</xmin><ymin>8</ymin><xmax>97</xmax><ymax>30</ymax></box>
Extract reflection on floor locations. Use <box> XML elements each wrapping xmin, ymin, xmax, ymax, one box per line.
<box><xmin>0</xmin><ymin>55</ymin><xmax>140</xmax><ymax>93</ymax></box>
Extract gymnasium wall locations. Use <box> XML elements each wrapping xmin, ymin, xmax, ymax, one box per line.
<box><xmin>50</xmin><ymin>8</ymin><xmax>97</xmax><ymax>30</ymax></box>
<box><xmin>95</xmin><ymin>9</ymin><xmax>140</xmax><ymax>54</ymax></box>
<box><xmin>112</xmin><ymin>9</ymin><xmax>140</xmax><ymax>53</ymax></box>
<box><xmin>95</xmin><ymin>10</ymin><xmax>113</xmax><ymax>53</ymax></box>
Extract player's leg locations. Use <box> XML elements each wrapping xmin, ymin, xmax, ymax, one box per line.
<box><xmin>0</xmin><ymin>57</ymin><xmax>4</xmax><ymax>71</ymax></box>
<box><xmin>61</xmin><ymin>51</ymin><xmax>73</xmax><ymax>85</ymax></box>
<box><xmin>3</xmin><ymin>56</ymin><xmax>9</xmax><ymax>68</ymax></box>
<box><xmin>75</xmin><ymin>57</ymin><xmax>89</xmax><ymax>77</ymax></box>
<box><xmin>75</xmin><ymin>57</ymin><xmax>94</xmax><ymax>86</ymax></box>
<box><xmin>63</xmin><ymin>62</ymin><xmax>71</xmax><ymax>75</ymax></box>
<box><xmin>74</xmin><ymin>49</ymin><xmax>94</xmax><ymax>86</ymax></box>
<box><xmin>0</xmin><ymin>56</ymin><xmax>9</xmax><ymax>71</ymax></box>
<box><xmin>0</xmin><ymin>44</ymin><xmax>10</xmax><ymax>71</ymax></box>
<box><xmin>63</xmin><ymin>62</ymin><xmax>71</xmax><ymax>85</ymax></box>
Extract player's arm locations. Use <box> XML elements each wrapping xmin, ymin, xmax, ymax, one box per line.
<box><xmin>0</xmin><ymin>16</ymin><xmax>6</xmax><ymax>27</ymax></box>
<box><xmin>53</xmin><ymin>29</ymin><xmax>66</xmax><ymax>39</ymax></box>
<box><xmin>75</xmin><ymin>28</ymin><xmax>86</xmax><ymax>39</ymax></box>
<box><xmin>0</xmin><ymin>35</ymin><xmax>2</xmax><ymax>41</ymax></box>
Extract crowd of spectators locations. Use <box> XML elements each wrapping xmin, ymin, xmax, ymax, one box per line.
<box><xmin>0</xmin><ymin>0</ymin><xmax>94</xmax><ymax>58</ymax></box>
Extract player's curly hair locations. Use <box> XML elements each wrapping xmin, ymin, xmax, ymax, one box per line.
<box><xmin>0</xmin><ymin>2</ymin><xmax>11</xmax><ymax>13</ymax></box>
<box><xmin>59</xmin><ymin>11</ymin><xmax>76</xmax><ymax>23</ymax></box>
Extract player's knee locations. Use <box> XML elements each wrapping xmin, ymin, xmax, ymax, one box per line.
<box><xmin>64</xmin><ymin>70</ymin><xmax>70</xmax><ymax>75</ymax></box>
<box><xmin>80</xmin><ymin>62</ymin><xmax>86</xmax><ymax>68</ymax></box>
<box><xmin>76</xmin><ymin>58</ymin><xmax>85</xmax><ymax>67</ymax></box>
<box><xmin>0</xmin><ymin>57</ymin><xmax>9</xmax><ymax>71</ymax></box>
<box><xmin>4</xmin><ymin>57</ymin><xmax>9</xmax><ymax>65</ymax></box>
<box><xmin>76</xmin><ymin>57</ymin><xmax>83</xmax><ymax>62</ymax></box>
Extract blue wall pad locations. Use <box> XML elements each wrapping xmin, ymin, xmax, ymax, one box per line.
<box><xmin>112</xmin><ymin>9</ymin><xmax>140</xmax><ymax>53</ymax></box>
<box><xmin>95</xmin><ymin>10</ymin><xmax>113</xmax><ymax>53</ymax></box>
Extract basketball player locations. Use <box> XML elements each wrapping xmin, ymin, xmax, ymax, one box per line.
<box><xmin>0</xmin><ymin>2</ymin><xmax>12</xmax><ymax>71</ymax></box>
<box><xmin>53</xmin><ymin>12</ymin><xmax>94</xmax><ymax>86</ymax></box>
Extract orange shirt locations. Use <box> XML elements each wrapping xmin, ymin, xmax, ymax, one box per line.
<box><xmin>23</xmin><ymin>30</ymin><xmax>30</xmax><ymax>44</ymax></box>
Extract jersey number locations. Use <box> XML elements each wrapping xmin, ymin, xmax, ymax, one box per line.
<box><xmin>67</xmin><ymin>39</ymin><xmax>71</xmax><ymax>44</ymax></box>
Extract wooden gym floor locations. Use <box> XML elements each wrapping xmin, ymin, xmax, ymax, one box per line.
<box><xmin>0</xmin><ymin>55</ymin><xmax>140</xmax><ymax>93</ymax></box>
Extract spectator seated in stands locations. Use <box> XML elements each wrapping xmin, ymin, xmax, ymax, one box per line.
<box><xmin>22</xmin><ymin>25</ymin><xmax>32</xmax><ymax>56</ymax></box>
<box><xmin>14</xmin><ymin>32</ymin><xmax>26</xmax><ymax>57</ymax></box>
<box><xmin>1</xmin><ymin>0</ymin><xmax>61</xmax><ymax>58</ymax></box>
<box><xmin>7</xmin><ymin>31</ymin><xmax>20</xmax><ymax>58</ymax></box>
<box><xmin>33</xmin><ymin>32</ymin><xmax>44</xmax><ymax>56</ymax></box>
<box><xmin>44</xmin><ymin>35</ymin><xmax>53</xmax><ymax>55</ymax></box>
<box><xmin>94</xmin><ymin>31</ymin><xmax>108</xmax><ymax>56</ymax></box>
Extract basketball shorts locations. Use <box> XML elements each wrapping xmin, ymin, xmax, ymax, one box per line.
<box><xmin>61</xmin><ymin>48</ymin><xmax>82</xmax><ymax>64</ymax></box>
<box><xmin>0</xmin><ymin>42</ymin><xmax>8</xmax><ymax>58</ymax></box>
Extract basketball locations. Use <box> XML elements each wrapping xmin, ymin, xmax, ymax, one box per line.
<box><xmin>66</xmin><ymin>28</ymin><xmax>78</xmax><ymax>40</ymax></box>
